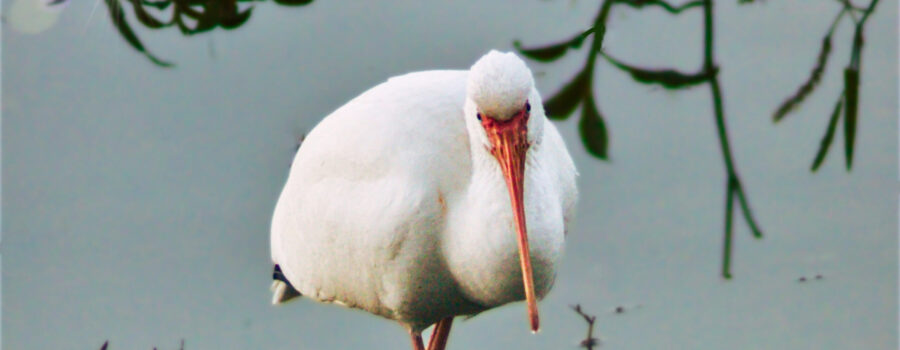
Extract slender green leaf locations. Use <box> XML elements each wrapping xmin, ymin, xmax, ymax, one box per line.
<box><xmin>578</xmin><ymin>95</ymin><xmax>608</xmax><ymax>159</ymax></box>
<box><xmin>773</xmin><ymin>35</ymin><xmax>833</xmax><ymax>122</ymax></box>
<box><xmin>843</xmin><ymin>68</ymin><xmax>859</xmax><ymax>170</ymax></box>
<box><xmin>543</xmin><ymin>68</ymin><xmax>591</xmax><ymax>119</ymax></box>
<box><xmin>614</xmin><ymin>0</ymin><xmax>703</xmax><ymax>14</ymax></box>
<box><xmin>221</xmin><ymin>6</ymin><xmax>253</xmax><ymax>29</ymax></box>
<box><xmin>604</xmin><ymin>53</ymin><xmax>711</xmax><ymax>89</ymax></box>
<box><xmin>104</xmin><ymin>0</ymin><xmax>173</xmax><ymax>67</ymax></box>
<box><xmin>514</xmin><ymin>41</ymin><xmax>570</xmax><ymax>63</ymax></box>
<box><xmin>140</xmin><ymin>0</ymin><xmax>170</xmax><ymax>10</ymax></box>
<box><xmin>721</xmin><ymin>180</ymin><xmax>735</xmax><ymax>279</ymax></box>
<box><xmin>810</xmin><ymin>95</ymin><xmax>844</xmax><ymax>171</ymax></box>
<box><xmin>274</xmin><ymin>0</ymin><xmax>314</xmax><ymax>5</ymax></box>
<box><xmin>192</xmin><ymin>2</ymin><xmax>220</xmax><ymax>34</ymax></box>
<box><xmin>176</xmin><ymin>1</ymin><xmax>203</xmax><ymax>20</ymax></box>
<box><xmin>128</xmin><ymin>0</ymin><xmax>168</xmax><ymax>28</ymax></box>
<box><xmin>514</xmin><ymin>28</ymin><xmax>595</xmax><ymax>63</ymax></box>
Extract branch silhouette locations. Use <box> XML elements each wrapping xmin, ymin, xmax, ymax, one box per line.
<box><xmin>773</xmin><ymin>0</ymin><xmax>880</xmax><ymax>171</ymax></box>
<box><xmin>104</xmin><ymin>0</ymin><xmax>314</xmax><ymax>67</ymax></box>
<box><xmin>516</xmin><ymin>0</ymin><xmax>764</xmax><ymax>278</ymax></box>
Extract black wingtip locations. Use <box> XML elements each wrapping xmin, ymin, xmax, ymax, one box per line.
<box><xmin>273</xmin><ymin>264</ymin><xmax>289</xmax><ymax>283</ymax></box>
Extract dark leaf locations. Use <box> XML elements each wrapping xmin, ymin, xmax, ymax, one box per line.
<box><xmin>140</xmin><ymin>0</ymin><xmax>170</xmax><ymax>10</ymax></box>
<box><xmin>604</xmin><ymin>53</ymin><xmax>711</xmax><ymax>89</ymax></box>
<box><xmin>100</xmin><ymin>341</ymin><xmax>109</xmax><ymax>350</ymax></box>
<box><xmin>176</xmin><ymin>1</ymin><xmax>204</xmax><ymax>20</ymax></box>
<box><xmin>615</xmin><ymin>0</ymin><xmax>703</xmax><ymax>14</ymax></box>
<box><xmin>578</xmin><ymin>95</ymin><xmax>608</xmax><ymax>159</ymax></box>
<box><xmin>773</xmin><ymin>35</ymin><xmax>833</xmax><ymax>122</ymax></box>
<box><xmin>192</xmin><ymin>1</ymin><xmax>220</xmax><ymax>34</ymax></box>
<box><xmin>514</xmin><ymin>41</ymin><xmax>570</xmax><ymax>63</ymax></box>
<box><xmin>810</xmin><ymin>94</ymin><xmax>843</xmax><ymax>171</ymax></box>
<box><xmin>843</xmin><ymin>68</ymin><xmax>859</xmax><ymax>170</ymax></box>
<box><xmin>221</xmin><ymin>6</ymin><xmax>253</xmax><ymax>29</ymax></box>
<box><xmin>104</xmin><ymin>0</ymin><xmax>174</xmax><ymax>67</ymax></box>
<box><xmin>173</xmin><ymin>9</ymin><xmax>195</xmax><ymax>34</ymax></box>
<box><xmin>543</xmin><ymin>68</ymin><xmax>591</xmax><ymax>119</ymax></box>
<box><xmin>514</xmin><ymin>27</ymin><xmax>595</xmax><ymax>63</ymax></box>
<box><xmin>273</xmin><ymin>0</ymin><xmax>314</xmax><ymax>5</ymax></box>
<box><xmin>128</xmin><ymin>0</ymin><xmax>168</xmax><ymax>29</ymax></box>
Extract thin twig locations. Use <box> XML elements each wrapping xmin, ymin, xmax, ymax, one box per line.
<box><xmin>571</xmin><ymin>305</ymin><xmax>600</xmax><ymax>349</ymax></box>
<box><xmin>702</xmin><ymin>0</ymin><xmax>764</xmax><ymax>278</ymax></box>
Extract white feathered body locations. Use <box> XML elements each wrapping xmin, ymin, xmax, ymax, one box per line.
<box><xmin>271</xmin><ymin>69</ymin><xmax>577</xmax><ymax>332</ymax></box>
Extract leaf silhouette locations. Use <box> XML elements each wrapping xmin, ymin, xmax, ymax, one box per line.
<box><xmin>128</xmin><ymin>0</ymin><xmax>167</xmax><ymax>29</ymax></box>
<box><xmin>274</xmin><ymin>0</ymin><xmax>314</xmax><ymax>5</ymax></box>
<box><xmin>515</xmin><ymin>41</ymin><xmax>570</xmax><ymax>63</ymax></box>
<box><xmin>176</xmin><ymin>1</ymin><xmax>203</xmax><ymax>19</ymax></box>
<box><xmin>843</xmin><ymin>67</ymin><xmax>859</xmax><ymax>170</ymax></box>
<box><xmin>616</xmin><ymin>0</ymin><xmax>703</xmax><ymax>14</ymax></box>
<box><xmin>603</xmin><ymin>53</ymin><xmax>711</xmax><ymax>89</ymax></box>
<box><xmin>810</xmin><ymin>95</ymin><xmax>843</xmax><ymax>171</ymax></box>
<box><xmin>140</xmin><ymin>0</ymin><xmax>170</xmax><ymax>10</ymax></box>
<box><xmin>578</xmin><ymin>95</ymin><xmax>608</xmax><ymax>159</ymax></box>
<box><xmin>100</xmin><ymin>341</ymin><xmax>109</xmax><ymax>350</ymax></box>
<box><xmin>222</xmin><ymin>5</ymin><xmax>253</xmax><ymax>29</ymax></box>
<box><xmin>773</xmin><ymin>35</ymin><xmax>833</xmax><ymax>122</ymax></box>
<box><xmin>543</xmin><ymin>68</ymin><xmax>591</xmax><ymax>119</ymax></box>
<box><xmin>192</xmin><ymin>2</ymin><xmax>221</xmax><ymax>34</ymax></box>
<box><xmin>514</xmin><ymin>28</ymin><xmax>595</xmax><ymax>63</ymax></box>
<box><xmin>104</xmin><ymin>0</ymin><xmax>173</xmax><ymax>67</ymax></box>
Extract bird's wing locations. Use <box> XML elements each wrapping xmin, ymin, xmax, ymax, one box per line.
<box><xmin>270</xmin><ymin>70</ymin><xmax>472</xmax><ymax>317</ymax></box>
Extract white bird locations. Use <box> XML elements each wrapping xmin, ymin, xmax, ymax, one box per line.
<box><xmin>270</xmin><ymin>51</ymin><xmax>578</xmax><ymax>350</ymax></box>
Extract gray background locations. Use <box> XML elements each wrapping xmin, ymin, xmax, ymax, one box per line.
<box><xmin>3</xmin><ymin>0</ymin><xmax>898</xmax><ymax>349</ymax></box>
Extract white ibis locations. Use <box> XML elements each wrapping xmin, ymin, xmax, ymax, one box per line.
<box><xmin>270</xmin><ymin>51</ymin><xmax>578</xmax><ymax>350</ymax></box>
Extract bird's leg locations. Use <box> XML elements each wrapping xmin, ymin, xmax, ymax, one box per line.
<box><xmin>410</xmin><ymin>331</ymin><xmax>426</xmax><ymax>350</ymax></box>
<box><xmin>426</xmin><ymin>317</ymin><xmax>454</xmax><ymax>350</ymax></box>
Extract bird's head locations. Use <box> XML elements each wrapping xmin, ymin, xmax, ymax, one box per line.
<box><xmin>465</xmin><ymin>50</ymin><xmax>544</xmax><ymax>333</ymax></box>
<box><xmin>466</xmin><ymin>50</ymin><xmax>544</xmax><ymax>149</ymax></box>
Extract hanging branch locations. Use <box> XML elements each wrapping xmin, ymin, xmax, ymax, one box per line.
<box><xmin>772</xmin><ymin>9</ymin><xmax>843</xmax><ymax>123</ymax></box>
<box><xmin>516</xmin><ymin>0</ymin><xmax>763</xmax><ymax>278</ymax></box>
<box><xmin>702</xmin><ymin>0</ymin><xmax>765</xmax><ymax>280</ymax></box>
<box><xmin>104</xmin><ymin>0</ymin><xmax>315</xmax><ymax>67</ymax></box>
<box><xmin>516</xmin><ymin>1</ymin><xmax>615</xmax><ymax>159</ymax></box>
<box><xmin>774</xmin><ymin>0</ymin><xmax>879</xmax><ymax>172</ymax></box>
<box><xmin>104</xmin><ymin>0</ymin><xmax>173</xmax><ymax>67</ymax></box>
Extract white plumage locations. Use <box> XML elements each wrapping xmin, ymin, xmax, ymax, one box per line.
<box><xmin>270</xmin><ymin>51</ymin><xmax>577</xmax><ymax>349</ymax></box>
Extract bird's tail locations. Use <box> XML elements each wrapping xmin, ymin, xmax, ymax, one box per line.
<box><xmin>271</xmin><ymin>264</ymin><xmax>302</xmax><ymax>304</ymax></box>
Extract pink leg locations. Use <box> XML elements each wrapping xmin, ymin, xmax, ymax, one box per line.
<box><xmin>410</xmin><ymin>331</ymin><xmax>425</xmax><ymax>350</ymax></box>
<box><xmin>426</xmin><ymin>317</ymin><xmax>454</xmax><ymax>350</ymax></box>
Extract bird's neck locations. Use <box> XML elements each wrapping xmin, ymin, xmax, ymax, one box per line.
<box><xmin>443</xmin><ymin>132</ymin><xmax>562</xmax><ymax>307</ymax></box>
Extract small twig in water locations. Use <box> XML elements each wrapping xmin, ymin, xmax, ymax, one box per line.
<box><xmin>571</xmin><ymin>304</ymin><xmax>600</xmax><ymax>349</ymax></box>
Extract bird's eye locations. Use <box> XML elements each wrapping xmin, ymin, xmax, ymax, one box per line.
<box><xmin>477</xmin><ymin>113</ymin><xmax>482</xmax><ymax>121</ymax></box>
<box><xmin>525</xmin><ymin>102</ymin><xmax>531</xmax><ymax>112</ymax></box>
